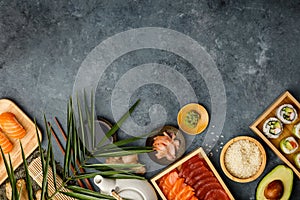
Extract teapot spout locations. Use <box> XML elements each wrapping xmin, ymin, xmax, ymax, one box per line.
<box><xmin>94</xmin><ymin>175</ymin><xmax>116</xmax><ymax>195</ymax></box>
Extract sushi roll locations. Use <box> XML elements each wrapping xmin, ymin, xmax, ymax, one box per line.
<box><xmin>263</xmin><ymin>117</ymin><xmax>283</xmax><ymax>139</ymax></box>
<box><xmin>293</xmin><ymin>123</ymin><xmax>300</xmax><ymax>139</ymax></box>
<box><xmin>276</xmin><ymin>104</ymin><xmax>298</xmax><ymax>124</ymax></box>
<box><xmin>295</xmin><ymin>153</ymin><xmax>300</xmax><ymax>169</ymax></box>
<box><xmin>280</xmin><ymin>136</ymin><xmax>298</xmax><ymax>154</ymax></box>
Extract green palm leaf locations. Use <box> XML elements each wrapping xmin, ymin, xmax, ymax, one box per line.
<box><xmin>77</xmin><ymin>93</ymin><xmax>86</xmax><ymax>160</ymax></box>
<box><xmin>95</xmin><ymin>99</ymin><xmax>140</xmax><ymax>148</ymax></box>
<box><xmin>83</xmin><ymin>163</ymin><xmax>144</xmax><ymax>170</ymax></box>
<box><xmin>20</xmin><ymin>142</ymin><xmax>34</xmax><ymax>200</ymax></box>
<box><xmin>63</xmin><ymin>99</ymin><xmax>73</xmax><ymax>179</ymax></box>
<box><xmin>0</xmin><ymin>147</ymin><xmax>19</xmax><ymax>200</ymax></box>
<box><xmin>66</xmin><ymin>185</ymin><xmax>116</xmax><ymax>199</ymax></box>
<box><xmin>9</xmin><ymin>154</ymin><xmax>19</xmax><ymax>200</ymax></box>
<box><xmin>61</xmin><ymin>192</ymin><xmax>112</xmax><ymax>200</ymax></box>
<box><xmin>44</xmin><ymin>116</ymin><xmax>58</xmax><ymax>191</ymax></box>
<box><xmin>92</xmin><ymin>149</ymin><xmax>153</xmax><ymax>158</ymax></box>
<box><xmin>41</xmin><ymin>126</ymin><xmax>52</xmax><ymax>200</ymax></box>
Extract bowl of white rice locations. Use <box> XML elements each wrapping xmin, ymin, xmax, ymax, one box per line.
<box><xmin>220</xmin><ymin>136</ymin><xmax>267</xmax><ymax>183</ymax></box>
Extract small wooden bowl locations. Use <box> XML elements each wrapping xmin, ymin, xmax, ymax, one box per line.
<box><xmin>220</xmin><ymin>136</ymin><xmax>267</xmax><ymax>183</ymax></box>
<box><xmin>177</xmin><ymin>103</ymin><xmax>209</xmax><ymax>135</ymax></box>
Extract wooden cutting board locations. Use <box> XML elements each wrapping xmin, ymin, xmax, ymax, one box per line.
<box><xmin>0</xmin><ymin>99</ymin><xmax>42</xmax><ymax>185</ymax></box>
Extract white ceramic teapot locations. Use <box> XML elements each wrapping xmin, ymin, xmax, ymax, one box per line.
<box><xmin>94</xmin><ymin>175</ymin><xmax>158</xmax><ymax>200</ymax></box>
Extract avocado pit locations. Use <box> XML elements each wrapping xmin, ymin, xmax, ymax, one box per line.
<box><xmin>264</xmin><ymin>180</ymin><xmax>283</xmax><ymax>200</ymax></box>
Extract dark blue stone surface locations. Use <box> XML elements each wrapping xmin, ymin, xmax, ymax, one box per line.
<box><xmin>0</xmin><ymin>0</ymin><xmax>300</xmax><ymax>199</ymax></box>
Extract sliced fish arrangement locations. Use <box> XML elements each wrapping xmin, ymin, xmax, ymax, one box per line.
<box><xmin>0</xmin><ymin>112</ymin><xmax>26</xmax><ymax>153</ymax></box>
<box><xmin>158</xmin><ymin>154</ymin><xmax>230</xmax><ymax>200</ymax></box>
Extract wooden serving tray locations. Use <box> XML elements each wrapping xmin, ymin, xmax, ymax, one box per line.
<box><xmin>250</xmin><ymin>91</ymin><xmax>300</xmax><ymax>179</ymax></box>
<box><xmin>0</xmin><ymin>99</ymin><xmax>42</xmax><ymax>185</ymax></box>
<box><xmin>151</xmin><ymin>147</ymin><xmax>235</xmax><ymax>200</ymax></box>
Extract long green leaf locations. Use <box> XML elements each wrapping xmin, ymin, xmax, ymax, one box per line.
<box><xmin>72</xmin><ymin>114</ymin><xmax>78</xmax><ymax>172</ymax></box>
<box><xmin>70</xmin><ymin>172</ymin><xmax>101</xmax><ymax>180</ymax></box>
<box><xmin>0</xmin><ymin>147</ymin><xmax>12</xmax><ymax>185</ymax></box>
<box><xmin>92</xmin><ymin>149</ymin><xmax>153</xmax><ymax>158</ymax></box>
<box><xmin>0</xmin><ymin>148</ymin><xmax>18</xmax><ymax>200</ymax></box>
<box><xmin>66</xmin><ymin>185</ymin><xmax>116</xmax><ymax>199</ymax></box>
<box><xmin>77</xmin><ymin>93</ymin><xmax>86</xmax><ymax>160</ymax></box>
<box><xmin>61</xmin><ymin>192</ymin><xmax>112</xmax><ymax>200</ymax></box>
<box><xmin>17</xmin><ymin>184</ymin><xmax>22</xmax><ymax>200</ymax></box>
<box><xmin>20</xmin><ymin>142</ymin><xmax>34</xmax><ymax>200</ymax></box>
<box><xmin>94</xmin><ymin>146</ymin><xmax>152</xmax><ymax>154</ymax></box>
<box><xmin>35</xmin><ymin>119</ymin><xmax>45</xmax><ymax>172</ymax></box>
<box><xmin>74</xmin><ymin>104</ymin><xmax>83</xmax><ymax>163</ymax></box>
<box><xmin>41</xmin><ymin>129</ymin><xmax>52</xmax><ymax>200</ymax></box>
<box><xmin>106</xmin><ymin>173</ymin><xmax>145</xmax><ymax>180</ymax></box>
<box><xmin>99</xmin><ymin>132</ymin><xmax>152</xmax><ymax>150</ymax></box>
<box><xmin>83</xmin><ymin>90</ymin><xmax>93</xmax><ymax>148</ymax></box>
<box><xmin>64</xmin><ymin>100</ymin><xmax>73</xmax><ymax>179</ymax></box>
<box><xmin>96</xmin><ymin>99</ymin><xmax>140</xmax><ymax>148</ymax></box>
<box><xmin>91</xmin><ymin>90</ymin><xmax>95</xmax><ymax>148</ymax></box>
<box><xmin>44</xmin><ymin>117</ymin><xmax>58</xmax><ymax>191</ymax></box>
<box><xmin>83</xmin><ymin>163</ymin><xmax>144</xmax><ymax>170</ymax></box>
<box><xmin>70</xmin><ymin>171</ymin><xmax>132</xmax><ymax>180</ymax></box>
<box><xmin>9</xmin><ymin>155</ymin><xmax>19</xmax><ymax>200</ymax></box>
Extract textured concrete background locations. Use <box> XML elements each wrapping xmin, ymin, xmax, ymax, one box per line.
<box><xmin>1</xmin><ymin>0</ymin><xmax>300</xmax><ymax>199</ymax></box>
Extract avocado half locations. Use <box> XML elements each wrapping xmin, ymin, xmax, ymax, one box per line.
<box><xmin>256</xmin><ymin>165</ymin><xmax>293</xmax><ymax>200</ymax></box>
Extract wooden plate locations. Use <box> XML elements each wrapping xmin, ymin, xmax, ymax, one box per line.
<box><xmin>220</xmin><ymin>136</ymin><xmax>267</xmax><ymax>183</ymax></box>
<box><xmin>250</xmin><ymin>91</ymin><xmax>300</xmax><ymax>179</ymax></box>
<box><xmin>0</xmin><ymin>99</ymin><xmax>42</xmax><ymax>185</ymax></box>
<box><xmin>151</xmin><ymin>147</ymin><xmax>235</xmax><ymax>200</ymax></box>
<box><xmin>177</xmin><ymin>103</ymin><xmax>209</xmax><ymax>135</ymax></box>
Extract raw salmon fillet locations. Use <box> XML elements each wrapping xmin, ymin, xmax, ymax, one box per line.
<box><xmin>0</xmin><ymin>112</ymin><xmax>26</xmax><ymax>139</ymax></box>
<box><xmin>0</xmin><ymin>130</ymin><xmax>13</xmax><ymax>153</ymax></box>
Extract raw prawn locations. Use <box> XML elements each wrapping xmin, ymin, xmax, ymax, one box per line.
<box><xmin>153</xmin><ymin>132</ymin><xmax>180</xmax><ymax>161</ymax></box>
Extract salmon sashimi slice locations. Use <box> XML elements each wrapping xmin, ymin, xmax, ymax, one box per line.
<box><xmin>0</xmin><ymin>112</ymin><xmax>26</xmax><ymax>139</ymax></box>
<box><xmin>164</xmin><ymin>171</ymin><xmax>179</xmax><ymax>188</ymax></box>
<box><xmin>175</xmin><ymin>184</ymin><xmax>196</xmax><ymax>200</ymax></box>
<box><xmin>0</xmin><ymin>130</ymin><xmax>13</xmax><ymax>153</ymax></box>
<box><xmin>168</xmin><ymin>178</ymin><xmax>185</xmax><ymax>199</ymax></box>
<box><xmin>159</xmin><ymin>170</ymin><xmax>179</xmax><ymax>196</ymax></box>
<box><xmin>189</xmin><ymin>196</ymin><xmax>199</xmax><ymax>200</ymax></box>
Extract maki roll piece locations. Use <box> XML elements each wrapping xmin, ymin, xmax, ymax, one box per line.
<box><xmin>280</xmin><ymin>136</ymin><xmax>299</xmax><ymax>154</ymax></box>
<box><xmin>276</xmin><ymin>104</ymin><xmax>298</xmax><ymax>124</ymax></box>
<box><xmin>294</xmin><ymin>153</ymin><xmax>300</xmax><ymax>169</ymax></box>
<box><xmin>263</xmin><ymin>117</ymin><xmax>283</xmax><ymax>139</ymax></box>
<box><xmin>293</xmin><ymin>123</ymin><xmax>300</xmax><ymax>139</ymax></box>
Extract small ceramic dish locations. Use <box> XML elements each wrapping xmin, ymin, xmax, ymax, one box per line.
<box><xmin>220</xmin><ymin>136</ymin><xmax>267</xmax><ymax>183</ymax></box>
<box><xmin>177</xmin><ymin>103</ymin><xmax>209</xmax><ymax>135</ymax></box>
<box><xmin>145</xmin><ymin>126</ymin><xmax>185</xmax><ymax>165</ymax></box>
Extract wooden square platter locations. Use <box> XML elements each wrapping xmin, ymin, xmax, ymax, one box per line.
<box><xmin>250</xmin><ymin>91</ymin><xmax>300</xmax><ymax>179</ymax></box>
<box><xmin>0</xmin><ymin>99</ymin><xmax>42</xmax><ymax>185</ymax></box>
<box><xmin>151</xmin><ymin>147</ymin><xmax>235</xmax><ymax>200</ymax></box>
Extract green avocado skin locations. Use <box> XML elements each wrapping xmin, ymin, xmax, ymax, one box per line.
<box><xmin>256</xmin><ymin>165</ymin><xmax>293</xmax><ymax>200</ymax></box>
